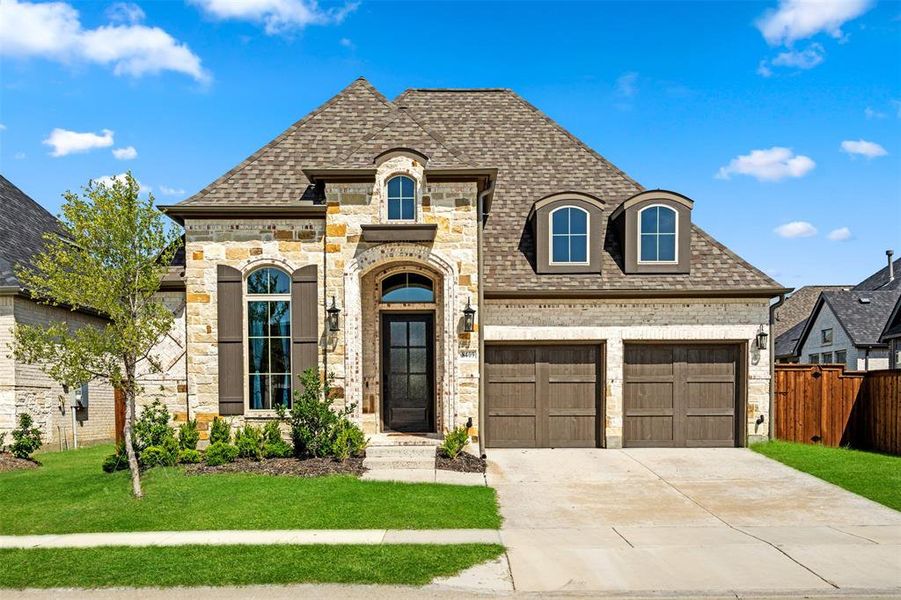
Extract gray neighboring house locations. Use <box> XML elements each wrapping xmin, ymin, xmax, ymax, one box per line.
<box><xmin>774</xmin><ymin>285</ymin><xmax>851</xmax><ymax>363</ymax></box>
<box><xmin>795</xmin><ymin>251</ymin><xmax>901</xmax><ymax>371</ymax></box>
<box><xmin>0</xmin><ymin>175</ymin><xmax>116</xmax><ymax>447</ymax></box>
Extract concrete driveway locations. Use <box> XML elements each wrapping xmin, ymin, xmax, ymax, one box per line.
<box><xmin>486</xmin><ymin>448</ymin><xmax>901</xmax><ymax>595</ymax></box>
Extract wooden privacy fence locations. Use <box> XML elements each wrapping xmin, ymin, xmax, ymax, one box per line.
<box><xmin>774</xmin><ymin>365</ymin><xmax>900</xmax><ymax>455</ymax></box>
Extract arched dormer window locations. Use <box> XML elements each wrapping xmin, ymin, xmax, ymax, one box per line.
<box><xmin>387</xmin><ymin>175</ymin><xmax>416</xmax><ymax>221</ymax></box>
<box><xmin>550</xmin><ymin>206</ymin><xmax>589</xmax><ymax>264</ymax></box>
<box><xmin>381</xmin><ymin>272</ymin><xmax>434</xmax><ymax>303</ymax></box>
<box><xmin>246</xmin><ymin>267</ymin><xmax>291</xmax><ymax>410</ymax></box>
<box><xmin>638</xmin><ymin>205</ymin><xmax>677</xmax><ymax>263</ymax></box>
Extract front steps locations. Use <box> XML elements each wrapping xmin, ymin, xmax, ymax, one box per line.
<box><xmin>363</xmin><ymin>444</ymin><xmax>436</xmax><ymax>472</ymax></box>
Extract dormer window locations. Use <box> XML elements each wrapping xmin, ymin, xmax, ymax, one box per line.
<box><xmin>550</xmin><ymin>206</ymin><xmax>589</xmax><ymax>264</ymax></box>
<box><xmin>612</xmin><ymin>190</ymin><xmax>693</xmax><ymax>275</ymax></box>
<box><xmin>387</xmin><ymin>175</ymin><xmax>415</xmax><ymax>220</ymax></box>
<box><xmin>638</xmin><ymin>205</ymin><xmax>677</xmax><ymax>263</ymax></box>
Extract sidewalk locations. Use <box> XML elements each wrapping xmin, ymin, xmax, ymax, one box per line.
<box><xmin>0</xmin><ymin>529</ymin><xmax>501</xmax><ymax>549</ymax></box>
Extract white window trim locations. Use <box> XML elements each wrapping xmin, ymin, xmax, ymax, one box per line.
<box><xmin>386</xmin><ymin>174</ymin><xmax>417</xmax><ymax>223</ymax></box>
<box><xmin>243</xmin><ymin>268</ymin><xmax>292</xmax><ymax>414</ymax></box>
<box><xmin>548</xmin><ymin>205</ymin><xmax>590</xmax><ymax>266</ymax></box>
<box><xmin>637</xmin><ymin>204</ymin><xmax>679</xmax><ymax>264</ymax></box>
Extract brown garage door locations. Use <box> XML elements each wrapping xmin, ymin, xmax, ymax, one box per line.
<box><xmin>485</xmin><ymin>344</ymin><xmax>602</xmax><ymax>448</ymax></box>
<box><xmin>623</xmin><ymin>344</ymin><xmax>740</xmax><ymax>448</ymax></box>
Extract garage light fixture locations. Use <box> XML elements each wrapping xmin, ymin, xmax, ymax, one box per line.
<box><xmin>755</xmin><ymin>325</ymin><xmax>768</xmax><ymax>350</ymax></box>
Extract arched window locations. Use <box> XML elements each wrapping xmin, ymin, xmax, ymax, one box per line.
<box><xmin>246</xmin><ymin>267</ymin><xmax>291</xmax><ymax>410</ymax></box>
<box><xmin>381</xmin><ymin>272</ymin><xmax>434</xmax><ymax>303</ymax></box>
<box><xmin>639</xmin><ymin>205</ymin><xmax>677</xmax><ymax>262</ymax></box>
<box><xmin>550</xmin><ymin>206</ymin><xmax>589</xmax><ymax>264</ymax></box>
<box><xmin>387</xmin><ymin>175</ymin><xmax>415</xmax><ymax>220</ymax></box>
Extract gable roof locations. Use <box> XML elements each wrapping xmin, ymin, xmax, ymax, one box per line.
<box><xmin>172</xmin><ymin>78</ymin><xmax>784</xmax><ymax>296</ymax></box>
<box><xmin>773</xmin><ymin>285</ymin><xmax>852</xmax><ymax>358</ymax></box>
<box><xmin>0</xmin><ymin>175</ymin><xmax>63</xmax><ymax>293</ymax></box>
<box><xmin>878</xmin><ymin>294</ymin><xmax>901</xmax><ymax>341</ymax></box>
<box><xmin>802</xmin><ymin>289</ymin><xmax>901</xmax><ymax>348</ymax></box>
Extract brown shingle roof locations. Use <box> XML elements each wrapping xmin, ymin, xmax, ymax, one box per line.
<box><xmin>176</xmin><ymin>78</ymin><xmax>784</xmax><ymax>295</ymax></box>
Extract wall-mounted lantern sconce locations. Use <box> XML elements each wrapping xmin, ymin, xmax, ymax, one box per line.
<box><xmin>462</xmin><ymin>298</ymin><xmax>476</xmax><ymax>333</ymax></box>
<box><xmin>327</xmin><ymin>296</ymin><xmax>341</xmax><ymax>332</ymax></box>
<box><xmin>755</xmin><ymin>325</ymin><xmax>768</xmax><ymax>350</ymax></box>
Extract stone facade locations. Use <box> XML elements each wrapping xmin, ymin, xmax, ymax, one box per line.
<box><xmin>0</xmin><ymin>296</ymin><xmax>116</xmax><ymax>448</ymax></box>
<box><xmin>483</xmin><ymin>297</ymin><xmax>772</xmax><ymax>447</ymax></box>
<box><xmin>174</xmin><ymin>154</ymin><xmax>481</xmax><ymax>435</ymax></box>
<box><xmin>135</xmin><ymin>291</ymin><xmax>188</xmax><ymax>420</ymax></box>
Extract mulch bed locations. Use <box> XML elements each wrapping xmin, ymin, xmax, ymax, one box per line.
<box><xmin>0</xmin><ymin>452</ymin><xmax>40</xmax><ymax>473</ymax></box>
<box><xmin>185</xmin><ymin>456</ymin><xmax>365</xmax><ymax>477</ymax></box>
<box><xmin>436</xmin><ymin>450</ymin><xmax>486</xmax><ymax>474</ymax></box>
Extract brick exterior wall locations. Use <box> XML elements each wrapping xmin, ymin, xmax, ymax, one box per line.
<box><xmin>484</xmin><ymin>297</ymin><xmax>772</xmax><ymax>447</ymax></box>
<box><xmin>0</xmin><ymin>297</ymin><xmax>116</xmax><ymax>447</ymax></box>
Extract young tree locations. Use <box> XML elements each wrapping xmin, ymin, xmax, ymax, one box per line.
<box><xmin>12</xmin><ymin>173</ymin><xmax>180</xmax><ymax>497</ymax></box>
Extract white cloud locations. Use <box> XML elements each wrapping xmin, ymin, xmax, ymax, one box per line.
<box><xmin>771</xmin><ymin>43</ymin><xmax>825</xmax><ymax>69</ymax></box>
<box><xmin>159</xmin><ymin>185</ymin><xmax>186</xmax><ymax>196</ymax></box>
<box><xmin>827</xmin><ymin>227</ymin><xmax>852</xmax><ymax>241</ymax></box>
<box><xmin>756</xmin><ymin>0</ymin><xmax>873</xmax><ymax>46</ymax></box>
<box><xmin>841</xmin><ymin>139</ymin><xmax>887</xmax><ymax>158</ymax></box>
<box><xmin>865</xmin><ymin>106</ymin><xmax>885</xmax><ymax>119</ymax></box>
<box><xmin>0</xmin><ymin>0</ymin><xmax>209</xmax><ymax>82</ymax></box>
<box><xmin>106</xmin><ymin>2</ymin><xmax>144</xmax><ymax>24</ymax></box>
<box><xmin>0</xmin><ymin>123</ymin><xmax>6</xmax><ymax>131</ymax></box>
<box><xmin>191</xmin><ymin>0</ymin><xmax>358</xmax><ymax>35</ymax></box>
<box><xmin>893</xmin><ymin>100</ymin><xmax>901</xmax><ymax>118</ymax></box>
<box><xmin>112</xmin><ymin>145</ymin><xmax>137</xmax><ymax>160</ymax></box>
<box><xmin>774</xmin><ymin>221</ymin><xmax>818</xmax><ymax>238</ymax></box>
<box><xmin>716</xmin><ymin>147</ymin><xmax>816</xmax><ymax>182</ymax></box>
<box><xmin>14</xmin><ymin>152</ymin><xmax>26</xmax><ymax>160</ymax></box>
<box><xmin>339</xmin><ymin>37</ymin><xmax>354</xmax><ymax>49</ymax></box>
<box><xmin>93</xmin><ymin>173</ymin><xmax>150</xmax><ymax>193</ymax></box>
<box><xmin>616</xmin><ymin>72</ymin><xmax>638</xmax><ymax>97</ymax></box>
<box><xmin>757</xmin><ymin>60</ymin><xmax>773</xmax><ymax>77</ymax></box>
<box><xmin>43</xmin><ymin>128</ymin><xmax>114</xmax><ymax>157</ymax></box>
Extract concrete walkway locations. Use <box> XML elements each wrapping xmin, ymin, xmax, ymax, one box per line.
<box><xmin>487</xmin><ymin>448</ymin><xmax>901</xmax><ymax>595</ymax></box>
<box><xmin>0</xmin><ymin>528</ymin><xmax>501</xmax><ymax>549</ymax></box>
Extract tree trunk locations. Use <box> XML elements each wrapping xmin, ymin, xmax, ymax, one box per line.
<box><xmin>122</xmin><ymin>361</ymin><xmax>143</xmax><ymax>498</ymax></box>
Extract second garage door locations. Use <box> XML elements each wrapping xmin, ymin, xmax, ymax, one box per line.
<box><xmin>485</xmin><ymin>344</ymin><xmax>602</xmax><ymax>448</ymax></box>
<box><xmin>623</xmin><ymin>344</ymin><xmax>741</xmax><ymax>448</ymax></box>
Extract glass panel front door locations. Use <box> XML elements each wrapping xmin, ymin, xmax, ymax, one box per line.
<box><xmin>382</xmin><ymin>313</ymin><xmax>434</xmax><ymax>432</ymax></box>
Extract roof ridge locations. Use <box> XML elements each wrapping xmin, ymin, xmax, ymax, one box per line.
<box><xmin>400</xmin><ymin>106</ymin><xmax>475</xmax><ymax>166</ymax></box>
<box><xmin>396</xmin><ymin>88</ymin><xmax>514</xmax><ymax>95</ymax></box>
<box><xmin>180</xmin><ymin>78</ymin><xmax>392</xmax><ymax>206</ymax></box>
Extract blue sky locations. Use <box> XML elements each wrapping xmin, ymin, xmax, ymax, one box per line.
<box><xmin>1</xmin><ymin>0</ymin><xmax>899</xmax><ymax>290</ymax></box>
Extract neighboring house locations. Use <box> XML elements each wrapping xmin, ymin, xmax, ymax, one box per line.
<box><xmin>795</xmin><ymin>251</ymin><xmax>901</xmax><ymax>371</ymax></box>
<box><xmin>0</xmin><ymin>175</ymin><xmax>116</xmax><ymax>447</ymax></box>
<box><xmin>774</xmin><ymin>286</ymin><xmax>851</xmax><ymax>362</ymax></box>
<box><xmin>152</xmin><ymin>78</ymin><xmax>787</xmax><ymax>449</ymax></box>
<box><xmin>880</xmin><ymin>295</ymin><xmax>901</xmax><ymax>369</ymax></box>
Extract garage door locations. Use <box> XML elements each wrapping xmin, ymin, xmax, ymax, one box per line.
<box><xmin>485</xmin><ymin>344</ymin><xmax>602</xmax><ymax>448</ymax></box>
<box><xmin>623</xmin><ymin>344</ymin><xmax>740</xmax><ymax>448</ymax></box>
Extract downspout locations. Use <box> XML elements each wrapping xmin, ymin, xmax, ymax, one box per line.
<box><xmin>768</xmin><ymin>293</ymin><xmax>786</xmax><ymax>440</ymax></box>
<box><xmin>477</xmin><ymin>178</ymin><xmax>495</xmax><ymax>459</ymax></box>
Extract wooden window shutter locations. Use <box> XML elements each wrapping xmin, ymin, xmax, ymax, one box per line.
<box><xmin>217</xmin><ymin>265</ymin><xmax>244</xmax><ymax>416</ymax></box>
<box><xmin>292</xmin><ymin>265</ymin><xmax>319</xmax><ymax>387</ymax></box>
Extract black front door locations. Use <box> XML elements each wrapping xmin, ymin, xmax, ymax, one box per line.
<box><xmin>382</xmin><ymin>313</ymin><xmax>434</xmax><ymax>432</ymax></box>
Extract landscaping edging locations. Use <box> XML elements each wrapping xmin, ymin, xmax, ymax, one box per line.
<box><xmin>185</xmin><ymin>456</ymin><xmax>365</xmax><ymax>477</ymax></box>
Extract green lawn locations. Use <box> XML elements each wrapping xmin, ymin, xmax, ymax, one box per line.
<box><xmin>751</xmin><ymin>440</ymin><xmax>901</xmax><ymax>511</ymax></box>
<box><xmin>0</xmin><ymin>445</ymin><xmax>501</xmax><ymax>534</ymax></box>
<box><xmin>0</xmin><ymin>544</ymin><xmax>505</xmax><ymax>588</ymax></box>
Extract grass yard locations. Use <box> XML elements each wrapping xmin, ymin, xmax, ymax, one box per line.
<box><xmin>0</xmin><ymin>544</ymin><xmax>505</xmax><ymax>588</ymax></box>
<box><xmin>752</xmin><ymin>440</ymin><xmax>901</xmax><ymax>511</ymax></box>
<box><xmin>0</xmin><ymin>444</ymin><xmax>501</xmax><ymax>534</ymax></box>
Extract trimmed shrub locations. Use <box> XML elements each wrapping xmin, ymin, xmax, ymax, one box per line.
<box><xmin>132</xmin><ymin>400</ymin><xmax>173</xmax><ymax>452</ymax></box>
<box><xmin>262</xmin><ymin>420</ymin><xmax>283</xmax><ymax>445</ymax></box>
<box><xmin>102</xmin><ymin>443</ymin><xmax>129</xmax><ymax>473</ymax></box>
<box><xmin>178</xmin><ymin>419</ymin><xmax>200</xmax><ymax>450</ymax></box>
<box><xmin>177</xmin><ymin>449</ymin><xmax>202</xmax><ymax>464</ymax></box>
<box><xmin>209</xmin><ymin>417</ymin><xmax>231</xmax><ymax>446</ymax></box>
<box><xmin>331</xmin><ymin>420</ymin><xmax>367</xmax><ymax>461</ymax></box>
<box><xmin>234</xmin><ymin>424</ymin><xmax>263</xmax><ymax>461</ymax></box>
<box><xmin>204</xmin><ymin>441</ymin><xmax>238</xmax><ymax>466</ymax></box>
<box><xmin>440</xmin><ymin>425</ymin><xmax>470</xmax><ymax>460</ymax></box>
<box><xmin>0</xmin><ymin>431</ymin><xmax>6</xmax><ymax>452</ymax></box>
<box><xmin>140</xmin><ymin>436</ymin><xmax>178</xmax><ymax>468</ymax></box>
<box><xmin>284</xmin><ymin>369</ymin><xmax>366</xmax><ymax>459</ymax></box>
<box><xmin>262</xmin><ymin>440</ymin><xmax>293</xmax><ymax>459</ymax></box>
<box><xmin>10</xmin><ymin>413</ymin><xmax>42</xmax><ymax>459</ymax></box>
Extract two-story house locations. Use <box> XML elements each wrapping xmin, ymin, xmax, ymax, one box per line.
<box><xmin>154</xmin><ymin>78</ymin><xmax>786</xmax><ymax>450</ymax></box>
